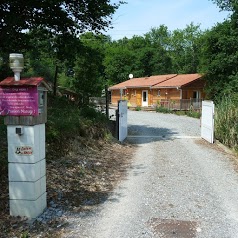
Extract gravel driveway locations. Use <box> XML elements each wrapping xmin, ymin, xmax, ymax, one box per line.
<box><xmin>63</xmin><ymin>110</ymin><xmax>238</xmax><ymax>238</ymax></box>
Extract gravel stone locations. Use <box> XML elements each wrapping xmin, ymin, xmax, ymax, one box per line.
<box><xmin>61</xmin><ymin>110</ymin><xmax>238</xmax><ymax>238</ymax></box>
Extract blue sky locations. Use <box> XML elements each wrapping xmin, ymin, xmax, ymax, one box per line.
<box><xmin>105</xmin><ymin>0</ymin><xmax>230</xmax><ymax>40</ymax></box>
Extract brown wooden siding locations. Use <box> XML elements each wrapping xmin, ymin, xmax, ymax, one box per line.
<box><xmin>152</xmin><ymin>89</ymin><xmax>180</xmax><ymax>106</ymax></box>
<box><xmin>111</xmin><ymin>90</ymin><xmax>121</xmax><ymax>105</ymax></box>
<box><xmin>110</xmin><ymin>79</ymin><xmax>206</xmax><ymax>107</ymax></box>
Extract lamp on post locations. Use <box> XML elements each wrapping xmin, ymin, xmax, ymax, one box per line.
<box><xmin>9</xmin><ymin>53</ymin><xmax>24</xmax><ymax>81</ymax></box>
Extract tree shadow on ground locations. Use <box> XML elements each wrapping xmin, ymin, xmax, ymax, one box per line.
<box><xmin>126</xmin><ymin>124</ymin><xmax>179</xmax><ymax>145</ymax></box>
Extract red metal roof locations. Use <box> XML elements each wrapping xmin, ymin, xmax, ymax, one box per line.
<box><xmin>109</xmin><ymin>74</ymin><xmax>177</xmax><ymax>90</ymax></box>
<box><xmin>0</xmin><ymin>77</ymin><xmax>44</xmax><ymax>86</ymax></box>
<box><xmin>152</xmin><ymin>73</ymin><xmax>202</xmax><ymax>88</ymax></box>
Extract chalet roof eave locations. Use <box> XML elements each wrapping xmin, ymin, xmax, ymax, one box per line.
<box><xmin>152</xmin><ymin>86</ymin><xmax>181</xmax><ymax>89</ymax></box>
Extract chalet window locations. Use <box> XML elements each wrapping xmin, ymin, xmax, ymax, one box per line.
<box><xmin>158</xmin><ymin>90</ymin><xmax>160</xmax><ymax>96</ymax></box>
<box><xmin>193</xmin><ymin>91</ymin><xmax>200</xmax><ymax>99</ymax></box>
<box><xmin>143</xmin><ymin>91</ymin><xmax>147</xmax><ymax>102</ymax></box>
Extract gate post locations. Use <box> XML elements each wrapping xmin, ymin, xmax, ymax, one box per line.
<box><xmin>0</xmin><ymin>53</ymin><xmax>48</xmax><ymax>219</ymax></box>
<box><xmin>117</xmin><ymin>100</ymin><xmax>128</xmax><ymax>142</ymax></box>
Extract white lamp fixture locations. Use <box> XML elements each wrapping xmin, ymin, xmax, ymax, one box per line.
<box><xmin>129</xmin><ymin>73</ymin><xmax>133</xmax><ymax>79</ymax></box>
<box><xmin>9</xmin><ymin>53</ymin><xmax>24</xmax><ymax>81</ymax></box>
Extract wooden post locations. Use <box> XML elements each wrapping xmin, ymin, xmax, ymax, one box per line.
<box><xmin>105</xmin><ymin>85</ymin><xmax>109</xmax><ymax>119</ymax></box>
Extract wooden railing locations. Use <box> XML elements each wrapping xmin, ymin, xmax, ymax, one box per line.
<box><xmin>159</xmin><ymin>99</ymin><xmax>203</xmax><ymax>110</ymax></box>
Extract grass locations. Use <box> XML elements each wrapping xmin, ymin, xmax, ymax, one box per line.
<box><xmin>215</xmin><ymin>96</ymin><xmax>238</xmax><ymax>151</ymax></box>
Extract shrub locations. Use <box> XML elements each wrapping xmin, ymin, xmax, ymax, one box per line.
<box><xmin>215</xmin><ymin>96</ymin><xmax>238</xmax><ymax>150</ymax></box>
<box><xmin>155</xmin><ymin>106</ymin><xmax>171</xmax><ymax>114</ymax></box>
<box><xmin>46</xmin><ymin>95</ymin><xmax>109</xmax><ymax>146</ymax></box>
<box><xmin>186</xmin><ymin>110</ymin><xmax>201</xmax><ymax>118</ymax></box>
<box><xmin>135</xmin><ymin>106</ymin><xmax>141</xmax><ymax>111</ymax></box>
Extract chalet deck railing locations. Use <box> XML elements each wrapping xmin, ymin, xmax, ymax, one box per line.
<box><xmin>159</xmin><ymin>99</ymin><xmax>203</xmax><ymax>110</ymax></box>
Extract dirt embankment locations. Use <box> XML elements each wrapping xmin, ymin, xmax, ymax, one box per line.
<box><xmin>0</xmin><ymin>132</ymin><xmax>134</xmax><ymax>238</ymax></box>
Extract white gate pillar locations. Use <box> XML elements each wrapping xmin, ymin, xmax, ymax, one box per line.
<box><xmin>0</xmin><ymin>74</ymin><xmax>48</xmax><ymax>219</ymax></box>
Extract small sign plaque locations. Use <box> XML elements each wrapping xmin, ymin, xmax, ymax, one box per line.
<box><xmin>0</xmin><ymin>86</ymin><xmax>38</xmax><ymax>116</ymax></box>
<box><xmin>15</xmin><ymin>146</ymin><xmax>33</xmax><ymax>156</ymax></box>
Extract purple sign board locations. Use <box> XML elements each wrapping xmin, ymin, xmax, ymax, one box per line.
<box><xmin>0</xmin><ymin>86</ymin><xmax>39</xmax><ymax>116</ymax></box>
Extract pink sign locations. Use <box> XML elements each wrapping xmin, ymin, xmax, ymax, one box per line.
<box><xmin>0</xmin><ymin>86</ymin><xmax>39</xmax><ymax>116</ymax></box>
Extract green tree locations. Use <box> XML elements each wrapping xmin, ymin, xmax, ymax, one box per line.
<box><xmin>169</xmin><ymin>23</ymin><xmax>202</xmax><ymax>74</ymax></box>
<box><xmin>0</xmin><ymin>0</ymin><xmax>123</xmax><ymax>82</ymax></box>
<box><xmin>0</xmin><ymin>0</ymin><xmax>122</xmax><ymax>53</ymax></box>
<box><xmin>211</xmin><ymin>0</ymin><xmax>236</xmax><ymax>11</ymax></box>
<box><xmin>104</xmin><ymin>39</ymin><xmax>135</xmax><ymax>84</ymax></box>
<box><xmin>144</xmin><ymin>25</ymin><xmax>171</xmax><ymax>50</ymax></box>
<box><xmin>199</xmin><ymin>20</ymin><xmax>238</xmax><ymax>100</ymax></box>
<box><xmin>72</xmin><ymin>33</ymin><xmax>110</xmax><ymax>103</ymax></box>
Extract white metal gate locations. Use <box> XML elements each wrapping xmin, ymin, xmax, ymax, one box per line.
<box><xmin>118</xmin><ymin>100</ymin><xmax>128</xmax><ymax>142</ymax></box>
<box><xmin>201</xmin><ymin>101</ymin><xmax>215</xmax><ymax>143</ymax></box>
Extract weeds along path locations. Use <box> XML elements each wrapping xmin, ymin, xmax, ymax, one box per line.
<box><xmin>62</xmin><ymin>111</ymin><xmax>238</xmax><ymax>238</ymax></box>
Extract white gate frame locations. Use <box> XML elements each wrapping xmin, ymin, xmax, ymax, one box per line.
<box><xmin>118</xmin><ymin>100</ymin><xmax>128</xmax><ymax>142</ymax></box>
<box><xmin>201</xmin><ymin>100</ymin><xmax>215</xmax><ymax>143</ymax></box>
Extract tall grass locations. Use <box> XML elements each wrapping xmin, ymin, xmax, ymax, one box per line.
<box><xmin>215</xmin><ymin>97</ymin><xmax>238</xmax><ymax>150</ymax></box>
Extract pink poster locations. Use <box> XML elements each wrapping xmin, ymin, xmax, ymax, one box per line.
<box><xmin>0</xmin><ymin>86</ymin><xmax>39</xmax><ymax>116</ymax></box>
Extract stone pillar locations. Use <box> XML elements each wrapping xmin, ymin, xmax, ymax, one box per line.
<box><xmin>7</xmin><ymin>124</ymin><xmax>46</xmax><ymax>218</ymax></box>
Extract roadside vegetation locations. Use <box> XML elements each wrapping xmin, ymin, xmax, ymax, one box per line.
<box><xmin>215</xmin><ymin>96</ymin><xmax>238</xmax><ymax>151</ymax></box>
<box><xmin>155</xmin><ymin>105</ymin><xmax>201</xmax><ymax>118</ymax></box>
<box><xmin>0</xmin><ymin>95</ymin><xmax>134</xmax><ymax>238</ymax></box>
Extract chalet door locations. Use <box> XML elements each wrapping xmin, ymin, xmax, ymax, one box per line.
<box><xmin>142</xmin><ymin>90</ymin><xmax>148</xmax><ymax>107</ymax></box>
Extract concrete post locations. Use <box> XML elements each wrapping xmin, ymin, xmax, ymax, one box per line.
<box><xmin>0</xmin><ymin>76</ymin><xmax>48</xmax><ymax>219</ymax></box>
<box><xmin>8</xmin><ymin>124</ymin><xmax>47</xmax><ymax>218</ymax></box>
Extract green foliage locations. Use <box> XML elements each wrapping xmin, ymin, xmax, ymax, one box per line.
<box><xmin>186</xmin><ymin>110</ymin><xmax>201</xmax><ymax>118</ymax></box>
<box><xmin>73</xmin><ymin>34</ymin><xmax>108</xmax><ymax>102</ymax></box>
<box><xmin>79</xmin><ymin>106</ymin><xmax>107</xmax><ymax>122</ymax></box>
<box><xmin>198</xmin><ymin>20</ymin><xmax>238</xmax><ymax>101</ymax></box>
<box><xmin>211</xmin><ymin>0</ymin><xmax>236</xmax><ymax>11</ymax></box>
<box><xmin>215</xmin><ymin>96</ymin><xmax>238</xmax><ymax>150</ymax></box>
<box><xmin>155</xmin><ymin>106</ymin><xmax>172</xmax><ymax>114</ymax></box>
<box><xmin>46</xmin><ymin>95</ymin><xmax>109</xmax><ymax>144</ymax></box>
<box><xmin>104</xmin><ymin>43</ymin><xmax>135</xmax><ymax>84</ymax></box>
<box><xmin>169</xmin><ymin>23</ymin><xmax>202</xmax><ymax>74</ymax></box>
<box><xmin>135</xmin><ymin>106</ymin><xmax>141</xmax><ymax>111</ymax></box>
<box><xmin>0</xmin><ymin>0</ymin><xmax>122</xmax><ymax>53</ymax></box>
<box><xmin>174</xmin><ymin>110</ymin><xmax>201</xmax><ymax>118</ymax></box>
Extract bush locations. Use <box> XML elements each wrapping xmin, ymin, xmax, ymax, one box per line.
<box><xmin>155</xmin><ymin>106</ymin><xmax>171</xmax><ymax>114</ymax></box>
<box><xmin>46</xmin><ymin>95</ymin><xmax>110</xmax><ymax>146</ymax></box>
<box><xmin>79</xmin><ymin>106</ymin><xmax>107</xmax><ymax>122</ymax></box>
<box><xmin>186</xmin><ymin>110</ymin><xmax>201</xmax><ymax>118</ymax></box>
<box><xmin>215</xmin><ymin>97</ymin><xmax>238</xmax><ymax>150</ymax></box>
<box><xmin>135</xmin><ymin>106</ymin><xmax>141</xmax><ymax>111</ymax></box>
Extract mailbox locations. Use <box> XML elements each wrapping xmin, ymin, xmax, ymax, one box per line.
<box><xmin>0</xmin><ymin>77</ymin><xmax>49</xmax><ymax>125</ymax></box>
